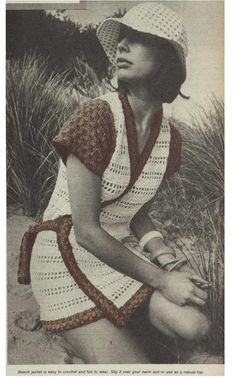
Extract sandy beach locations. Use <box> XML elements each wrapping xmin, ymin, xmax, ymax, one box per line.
<box><xmin>7</xmin><ymin>212</ymin><xmax>73</xmax><ymax>365</ymax></box>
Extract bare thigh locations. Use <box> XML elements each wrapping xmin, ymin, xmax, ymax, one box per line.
<box><xmin>62</xmin><ymin>317</ymin><xmax>151</xmax><ymax>364</ymax></box>
<box><xmin>149</xmin><ymin>291</ymin><xmax>210</xmax><ymax>341</ymax></box>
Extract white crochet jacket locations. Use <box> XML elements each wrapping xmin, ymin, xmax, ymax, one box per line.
<box><xmin>24</xmin><ymin>91</ymin><xmax>174</xmax><ymax>331</ymax></box>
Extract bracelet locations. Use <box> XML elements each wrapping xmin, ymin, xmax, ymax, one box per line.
<box><xmin>150</xmin><ymin>246</ymin><xmax>176</xmax><ymax>262</ymax></box>
<box><xmin>161</xmin><ymin>258</ymin><xmax>188</xmax><ymax>272</ymax></box>
<box><xmin>169</xmin><ymin>259</ymin><xmax>188</xmax><ymax>272</ymax></box>
<box><xmin>139</xmin><ymin>230</ymin><xmax>163</xmax><ymax>251</ymax></box>
<box><xmin>160</xmin><ymin>258</ymin><xmax>180</xmax><ymax>269</ymax></box>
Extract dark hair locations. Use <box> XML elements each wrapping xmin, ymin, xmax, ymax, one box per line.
<box><xmin>152</xmin><ymin>39</ymin><xmax>187</xmax><ymax>103</ymax></box>
<box><xmin>118</xmin><ymin>36</ymin><xmax>187</xmax><ymax>104</ymax></box>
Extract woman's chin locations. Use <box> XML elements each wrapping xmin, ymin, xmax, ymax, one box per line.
<box><xmin>117</xmin><ymin>72</ymin><xmax>138</xmax><ymax>84</ymax></box>
<box><xmin>117</xmin><ymin>71</ymin><xmax>130</xmax><ymax>80</ymax></box>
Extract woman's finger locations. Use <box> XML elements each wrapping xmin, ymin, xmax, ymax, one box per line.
<box><xmin>188</xmin><ymin>295</ymin><xmax>206</xmax><ymax>307</ymax></box>
<box><xmin>200</xmin><ymin>283</ymin><xmax>212</xmax><ymax>290</ymax></box>
<box><xmin>193</xmin><ymin>286</ymin><xmax>208</xmax><ymax>301</ymax></box>
<box><xmin>189</xmin><ymin>274</ymin><xmax>209</xmax><ymax>285</ymax></box>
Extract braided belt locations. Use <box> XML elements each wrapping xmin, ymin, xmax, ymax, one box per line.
<box><xmin>17</xmin><ymin>215</ymin><xmax>73</xmax><ymax>285</ymax></box>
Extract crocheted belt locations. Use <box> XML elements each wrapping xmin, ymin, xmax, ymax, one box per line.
<box><xmin>17</xmin><ymin>214</ymin><xmax>154</xmax><ymax>327</ymax></box>
<box><xmin>18</xmin><ymin>214</ymin><xmax>72</xmax><ymax>285</ymax></box>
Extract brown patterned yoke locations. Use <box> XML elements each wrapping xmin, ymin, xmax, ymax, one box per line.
<box><xmin>18</xmin><ymin>215</ymin><xmax>154</xmax><ymax>331</ymax></box>
<box><xmin>52</xmin><ymin>92</ymin><xmax>182</xmax><ymax>179</ymax></box>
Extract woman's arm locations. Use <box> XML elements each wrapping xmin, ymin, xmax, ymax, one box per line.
<box><xmin>130</xmin><ymin>199</ymin><xmax>176</xmax><ymax>266</ymax></box>
<box><xmin>130</xmin><ymin>198</ymin><xmax>211</xmax><ymax>289</ymax></box>
<box><xmin>67</xmin><ymin>154</ymin><xmax>208</xmax><ymax>306</ymax></box>
<box><xmin>66</xmin><ymin>153</ymin><xmax>166</xmax><ymax>289</ymax></box>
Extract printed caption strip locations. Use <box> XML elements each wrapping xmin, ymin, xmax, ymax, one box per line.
<box><xmin>6</xmin><ymin>0</ymin><xmax>87</xmax><ymax>10</ymax></box>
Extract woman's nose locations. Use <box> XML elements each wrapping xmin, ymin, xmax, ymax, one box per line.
<box><xmin>117</xmin><ymin>37</ymin><xmax>130</xmax><ymax>53</ymax></box>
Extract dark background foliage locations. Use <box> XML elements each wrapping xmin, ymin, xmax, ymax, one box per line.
<box><xmin>6</xmin><ymin>9</ymin><xmax>110</xmax><ymax>79</ymax></box>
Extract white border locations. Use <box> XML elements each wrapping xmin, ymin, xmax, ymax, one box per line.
<box><xmin>3</xmin><ymin>1</ymin><xmax>229</xmax><ymax>376</ymax></box>
<box><xmin>225</xmin><ymin>0</ymin><xmax>235</xmax><ymax>376</ymax></box>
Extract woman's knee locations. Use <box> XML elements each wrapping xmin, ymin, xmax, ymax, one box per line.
<box><xmin>148</xmin><ymin>291</ymin><xmax>210</xmax><ymax>341</ymax></box>
<box><xmin>177</xmin><ymin>311</ymin><xmax>210</xmax><ymax>341</ymax></box>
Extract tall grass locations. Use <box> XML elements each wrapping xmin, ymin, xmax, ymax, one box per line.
<box><xmin>7</xmin><ymin>54</ymin><xmax>110</xmax><ymax>218</ymax></box>
<box><xmin>70</xmin><ymin>57</ymin><xmax>109</xmax><ymax>100</ymax></box>
<box><xmin>180</xmin><ymin>97</ymin><xmax>224</xmax><ymax>205</ymax></box>
<box><xmin>179</xmin><ymin>98</ymin><xmax>224</xmax><ymax>355</ymax></box>
<box><xmin>6</xmin><ymin>53</ymin><xmax>77</xmax><ymax>217</ymax></box>
<box><xmin>151</xmin><ymin>98</ymin><xmax>224</xmax><ymax>355</ymax></box>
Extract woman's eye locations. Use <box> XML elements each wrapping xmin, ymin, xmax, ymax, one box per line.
<box><xmin>118</xmin><ymin>27</ymin><xmax>139</xmax><ymax>44</ymax></box>
<box><xmin>118</xmin><ymin>31</ymin><xmax>125</xmax><ymax>43</ymax></box>
<box><xmin>126</xmin><ymin>29</ymin><xmax>139</xmax><ymax>43</ymax></box>
<box><xmin>118</xmin><ymin>27</ymin><xmax>155</xmax><ymax>46</ymax></box>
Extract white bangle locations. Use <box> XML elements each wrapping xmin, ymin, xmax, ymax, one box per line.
<box><xmin>139</xmin><ymin>230</ymin><xmax>164</xmax><ymax>251</ymax></box>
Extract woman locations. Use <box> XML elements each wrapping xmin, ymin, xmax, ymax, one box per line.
<box><xmin>18</xmin><ymin>3</ymin><xmax>210</xmax><ymax>364</ymax></box>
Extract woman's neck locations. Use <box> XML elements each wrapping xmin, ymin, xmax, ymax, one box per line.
<box><xmin>126</xmin><ymin>87</ymin><xmax>162</xmax><ymax>132</ymax></box>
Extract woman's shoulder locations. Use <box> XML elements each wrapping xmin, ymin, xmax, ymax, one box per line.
<box><xmin>52</xmin><ymin>93</ymin><xmax>117</xmax><ymax>173</ymax></box>
<box><xmin>162</xmin><ymin>116</ymin><xmax>181</xmax><ymax>135</ymax></box>
<box><xmin>170</xmin><ymin>124</ymin><xmax>182</xmax><ymax>143</ymax></box>
<box><xmin>164</xmin><ymin>122</ymin><xmax>182</xmax><ymax>178</ymax></box>
<box><xmin>56</xmin><ymin>92</ymin><xmax>118</xmax><ymax>139</ymax></box>
<box><xmin>78</xmin><ymin>91</ymin><xmax>118</xmax><ymax>114</ymax></box>
<box><xmin>162</xmin><ymin>116</ymin><xmax>182</xmax><ymax>141</ymax></box>
<box><xmin>73</xmin><ymin>93</ymin><xmax>116</xmax><ymax>122</ymax></box>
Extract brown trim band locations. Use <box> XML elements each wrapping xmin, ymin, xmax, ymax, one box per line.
<box><xmin>17</xmin><ymin>217</ymin><xmax>61</xmax><ymax>284</ymax></box>
<box><xmin>42</xmin><ymin>307</ymin><xmax>104</xmax><ymax>333</ymax></box>
<box><xmin>101</xmin><ymin>93</ymin><xmax>163</xmax><ymax>208</ymax></box>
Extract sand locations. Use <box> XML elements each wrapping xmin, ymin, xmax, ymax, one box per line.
<box><xmin>7</xmin><ymin>212</ymin><xmax>76</xmax><ymax>365</ymax></box>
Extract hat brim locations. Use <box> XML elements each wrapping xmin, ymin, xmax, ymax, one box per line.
<box><xmin>97</xmin><ymin>17</ymin><xmax>187</xmax><ymax>74</ymax></box>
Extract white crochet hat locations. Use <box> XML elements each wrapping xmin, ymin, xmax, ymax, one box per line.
<box><xmin>97</xmin><ymin>2</ymin><xmax>188</xmax><ymax>74</ymax></box>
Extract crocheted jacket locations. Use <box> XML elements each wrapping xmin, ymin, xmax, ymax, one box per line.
<box><xmin>17</xmin><ymin>91</ymin><xmax>182</xmax><ymax>332</ymax></box>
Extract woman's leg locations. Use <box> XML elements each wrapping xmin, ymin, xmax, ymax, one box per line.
<box><xmin>62</xmin><ymin>317</ymin><xmax>151</xmax><ymax>364</ymax></box>
<box><xmin>148</xmin><ymin>291</ymin><xmax>210</xmax><ymax>341</ymax></box>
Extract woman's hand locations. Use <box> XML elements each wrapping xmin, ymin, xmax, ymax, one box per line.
<box><xmin>153</xmin><ymin>251</ymin><xmax>212</xmax><ymax>291</ymax></box>
<box><xmin>158</xmin><ymin>270</ymin><xmax>209</xmax><ymax>307</ymax></box>
<box><xmin>177</xmin><ymin>263</ymin><xmax>212</xmax><ymax>290</ymax></box>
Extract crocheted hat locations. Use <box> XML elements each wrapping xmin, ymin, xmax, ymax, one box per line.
<box><xmin>97</xmin><ymin>2</ymin><xmax>188</xmax><ymax>74</ymax></box>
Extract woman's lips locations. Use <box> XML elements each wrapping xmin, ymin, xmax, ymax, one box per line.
<box><xmin>117</xmin><ymin>58</ymin><xmax>132</xmax><ymax>68</ymax></box>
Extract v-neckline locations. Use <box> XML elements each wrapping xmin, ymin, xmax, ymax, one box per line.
<box><xmin>101</xmin><ymin>92</ymin><xmax>163</xmax><ymax>208</ymax></box>
<box><xmin>118</xmin><ymin>92</ymin><xmax>163</xmax><ymax>177</ymax></box>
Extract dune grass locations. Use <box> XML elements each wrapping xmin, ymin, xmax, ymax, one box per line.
<box><xmin>177</xmin><ymin>99</ymin><xmax>224</xmax><ymax>355</ymax></box>
<box><xmin>70</xmin><ymin>56</ymin><xmax>109</xmax><ymax>100</ymax></box>
<box><xmin>151</xmin><ymin>98</ymin><xmax>224</xmax><ymax>355</ymax></box>
<box><xmin>6</xmin><ymin>53</ymin><xmax>78</xmax><ymax>217</ymax></box>
<box><xmin>6</xmin><ymin>54</ymin><xmax>109</xmax><ymax>218</ymax></box>
<box><xmin>180</xmin><ymin>98</ymin><xmax>224</xmax><ymax>205</ymax></box>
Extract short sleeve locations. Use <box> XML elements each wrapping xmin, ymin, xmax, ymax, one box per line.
<box><xmin>164</xmin><ymin>126</ymin><xmax>182</xmax><ymax>178</ymax></box>
<box><xmin>53</xmin><ymin>99</ymin><xmax>116</xmax><ymax>176</ymax></box>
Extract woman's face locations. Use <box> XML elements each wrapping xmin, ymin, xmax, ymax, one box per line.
<box><xmin>116</xmin><ymin>26</ymin><xmax>163</xmax><ymax>85</ymax></box>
